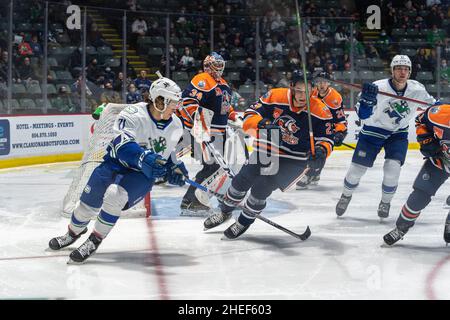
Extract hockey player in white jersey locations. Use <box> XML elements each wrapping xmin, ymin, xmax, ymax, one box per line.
<box><xmin>336</xmin><ymin>55</ymin><xmax>436</xmax><ymax>218</ymax></box>
<box><xmin>49</xmin><ymin>77</ymin><xmax>188</xmax><ymax>264</ymax></box>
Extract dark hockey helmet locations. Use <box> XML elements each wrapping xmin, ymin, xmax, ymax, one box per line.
<box><xmin>291</xmin><ymin>69</ymin><xmax>312</xmax><ymax>87</ymax></box>
<box><xmin>314</xmin><ymin>71</ymin><xmax>331</xmax><ymax>82</ymax></box>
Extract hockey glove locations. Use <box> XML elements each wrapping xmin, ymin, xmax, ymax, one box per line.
<box><xmin>307</xmin><ymin>145</ymin><xmax>327</xmax><ymax>171</ymax></box>
<box><xmin>165</xmin><ymin>160</ymin><xmax>189</xmax><ymax>186</ymax></box>
<box><xmin>334</xmin><ymin>131</ymin><xmax>347</xmax><ymax>147</ymax></box>
<box><xmin>139</xmin><ymin>150</ymin><xmax>167</xmax><ymax>179</ymax></box>
<box><xmin>417</xmin><ymin>134</ymin><xmax>441</xmax><ymax>158</ymax></box>
<box><xmin>358</xmin><ymin>82</ymin><xmax>378</xmax><ymax>119</ymax></box>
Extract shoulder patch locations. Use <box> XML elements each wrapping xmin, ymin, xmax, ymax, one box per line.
<box><xmin>198</xmin><ymin>80</ymin><xmax>206</xmax><ymax>88</ymax></box>
<box><xmin>125</xmin><ymin>105</ymin><xmax>138</xmax><ymax>114</ymax></box>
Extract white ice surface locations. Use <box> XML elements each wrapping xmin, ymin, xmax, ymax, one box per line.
<box><xmin>0</xmin><ymin>150</ymin><xmax>449</xmax><ymax>300</ymax></box>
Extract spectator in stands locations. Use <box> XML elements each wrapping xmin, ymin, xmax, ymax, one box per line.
<box><xmin>161</xmin><ymin>44</ymin><xmax>179</xmax><ymax>74</ymax></box>
<box><xmin>334</xmin><ymin>26</ymin><xmax>348</xmax><ymax>47</ymax></box>
<box><xmin>366</xmin><ymin>44</ymin><xmax>380</xmax><ymax>59</ymax></box>
<box><xmin>427</xmin><ymin>24</ymin><xmax>445</xmax><ymax>45</ymax></box>
<box><xmin>286</xmin><ymin>48</ymin><xmax>300</xmax><ymax>70</ymax></box>
<box><xmin>261</xmin><ymin>60</ymin><xmax>281</xmax><ymax>86</ymax></box>
<box><xmin>318</xmin><ymin>18</ymin><xmax>331</xmax><ymax>36</ymax></box>
<box><xmin>88</xmin><ymin>23</ymin><xmax>108</xmax><ymax>48</ymax></box>
<box><xmin>17</xmin><ymin>34</ymin><xmax>33</xmax><ymax>58</ymax></box>
<box><xmin>101</xmin><ymin>80</ymin><xmax>120</xmax><ymax>101</ymax></box>
<box><xmin>113</xmin><ymin>71</ymin><xmax>126</xmax><ymax>92</ymax></box>
<box><xmin>17</xmin><ymin>57</ymin><xmax>37</xmax><ymax>83</ymax></box>
<box><xmin>86</xmin><ymin>58</ymin><xmax>102</xmax><ymax>83</ymax></box>
<box><xmin>270</xmin><ymin>12</ymin><xmax>286</xmax><ymax>34</ymax></box>
<box><xmin>103</xmin><ymin>67</ymin><xmax>116</xmax><ymax>84</ymax></box>
<box><xmin>53</xmin><ymin>85</ymin><xmax>77</xmax><ymax>113</ymax></box>
<box><xmin>134</xmin><ymin>70</ymin><xmax>152</xmax><ymax>93</ymax></box>
<box><xmin>218</xmin><ymin>46</ymin><xmax>231</xmax><ymax>61</ymax></box>
<box><xmin>178</xmin><ymin>47</ymin><xmax>195</xmax><ymax>72</ymax></box>
<box><xmin>376</xmin><ymin>29</ymin><xmax>392</xmax><ymax>60</ymax></box>
<box><xmin>230</xmin><ymin>83</ymin><xmax>243</xmax><ymax>109</ymax></box>
<box><xmin>30</xmin><ymin>35</ymin><xmax>42</xmax><ymax>57</ymax></box>
<box><xmin>277</xmin><ymin>71</ymin><xmax>292</xmax><ymax>88</ymax></box>
<box><xmin>126</xmin><ymin>83</ymin><xmax>142</xmax><ymax>104</ymax></box>
<box><xmin>414</xmin><ymin>48</ymin><xmax>431</xmax><ymax>72</ymax></box>
<box><xmin>131</xmin><ymin>16</ymin><xmax>147</xmax><ymax>48</ymax></box>
<box><xmin>239</xmin><ymin>57</ymin><xmax>256</xmax><ymax>85</ymax></box>
<box><xmin>265</xmin><ymin>35</ymin><xmax>283</xmax><ymax>60</ymax></box>
<box><xmin>147</xmin><ymin>20</ymin><xmax>160</xmax><ymax>37</ymax></box>
<box><xmin>0</xmin><ymin>51</ymin><xmax>19</xmax><ymax>83</ymax></box>
<box><xmin>309</xmin><ymin>56</ymin><xmax>324</xmax><ymax>74</ymax></box>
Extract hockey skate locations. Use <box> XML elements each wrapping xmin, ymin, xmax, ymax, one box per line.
<box><xmin>336</xmin><ymin>194</ymin><xmax>352</xmax><ymax>216</ymax></box>
<box><xmin>180</xmin><ymin>198</ymin><xmax>213</xmax><ymax>217</ymax></box>
<box><xmin>48</xmin><ymin>227</ymin><xmax>88</xmax><ymax>250</ymax></box>
<box><xmin>204</xmin><ymin>211</ymin><xmax>232</xmax><ymax>230</ymax></box>
<box><xmin>296</xmin><ymin>174</ymin><xmax>312</xmax><ymax>190</ymax></box>
<box><xmin>383</xmin><ymin>227</ymin><xmax>408</xmax><ymax>246</ymax></box>
<box><xmin>444</xmin><ymin>212</ymin><xmax>450</xmax><ymax>245</ymax></box>
<box><xmin>377</xmin><ymin>201</ymin><xmax>390</xmax><ymax>219</ymax></box>
<box><xmin>68</xmin><ymin>233</ymin><xmax>102</xmax><ymax>264</ymax></box>
<box><xmin>223</xmin><ymin>221</ymin><xmax>250</xmax><ymax>239</ymax></box>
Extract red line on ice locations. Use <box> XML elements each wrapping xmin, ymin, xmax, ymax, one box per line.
<box><xmin>146</xmin><ymin>218</ymin><xmax>170</xmax><ymax>300</ymax></box>
<box><xmin>425</xmin><ymin>255</ymin><xmax>450</xmax><ymax>300</ymax></box>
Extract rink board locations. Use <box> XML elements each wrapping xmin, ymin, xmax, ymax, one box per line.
<box><xmin>0</xmin><ymin>111</ymin><xmax>421</xmax><ymax>168</ymax></box>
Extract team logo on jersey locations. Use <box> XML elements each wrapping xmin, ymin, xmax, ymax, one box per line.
<box><xmin>273</xmin><ymin>108</ymin><xmax>283</xmax><ymax>119</ymax></box>
<box><xmin>215</xmin><ymin>87</ymin><xmax>222</xmax><ymax>96</ymax></box>
<box><xmin>434</xmin><ymin>126</ymin><xmax>444</xmax><ymax>139</ymax></box>
<box><xmin>274</xmin><ymin>115</ymin><xmax>300</xmax><ymax>145</ymax></box>
<box><xmin>385</xmin><ymin>100</ymin><xmax>410</xmax><ymax>124</ymax></box>
<box><xmin>150</xmin><ymin>137</ymin><xmax>167</xmax><ymax>153</ymax></box>
<box><xmin>125</xmin><ymin>106</ymin><xmax>138</xmax><ymax>114</ymax></box>
<box><xmin>430</xmin><ymin>107</ymin><xmax>440</xmax><ymax>114</ymax></box>
<box><xmin>198</xmin><ymin>80</ymin><xmax>205</xmax><ymax>88</ymax></box>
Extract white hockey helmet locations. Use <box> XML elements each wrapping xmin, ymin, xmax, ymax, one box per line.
<box><xmin>149</xmin><ymin>77</ymin><xmax>182</xmax><ymax>113</ymax></box>
<box><xmin>390</xmin><ymin>55</ymin><xmax>412</xmax><ymax>73</ymax></box>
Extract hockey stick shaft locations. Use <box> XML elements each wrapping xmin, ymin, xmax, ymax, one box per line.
<box><xmin>325</xmin><ymin>78</ymin><xmax>432</xmax><ymax>106</ymax></box>
<box><xmin>342</xmin><ymin>142</ymin><xmax>356</xmax><ymax>150</ymax></box>
<box><xmin>294</xmin><ymin>0</ymin><xmax>315</xmax><ymax>156</ymax></box>
<box><xmin>185</xmin><ymin>177</ymin><xmax>311</xmax><ymax>241</ymax></box>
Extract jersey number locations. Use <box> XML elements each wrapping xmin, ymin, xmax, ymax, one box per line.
<box><xmin>325</xmin><ymin>122</ymin><xmax>333</xmax><ymax>135</ymax></box>
<box><xmin>118</xmin><ymin>118</ymin><xmax>126</xmax><ymax>130</ymax></box>
<box><xmin>190</xmin><ymin>89</ymin><xmax>203</xmax><ymax>101</ymax></box>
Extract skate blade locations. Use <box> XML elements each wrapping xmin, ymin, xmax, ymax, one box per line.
<box><xmin>220</xmin><ymin>236</ymin><xmax>238</xmax><ymax>241</ymax></box>
<box><xmin>180</xmin><ymin>209</ymin><xmax>211</xmax><ymax>217</ymax></box>
<box><xmin>67</xmin><ymin>258</ymin><xmax>85</xmax><ymax>265</ymax></box>
<box><xmin>295</xmin><ymin>186</ymin><xmax>308</xmax><ymax>190</ymax></box>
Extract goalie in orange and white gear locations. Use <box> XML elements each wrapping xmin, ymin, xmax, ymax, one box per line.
<box><xmin>175</xmin><ymin>52</ymin><xmax>238</xmax><ymax>216</ymax></box>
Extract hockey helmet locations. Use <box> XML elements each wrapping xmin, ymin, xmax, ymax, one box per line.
<box><xmin>390</xmin><ymin>55</ymin><xmax>412</xmax><ymax>73</ymax></box>
<box><xmin>313</xmin><ymin>71</ymin><xmax>332</xmax><ymax>84</ymax></box>
<box><xmin>149</xmin><ymin>77</ymin><xmax>182</xmax><ymax>113</ymax></box>
<box><xmin>203</xmin><ymin>52</ymin><xmax>225</xmax><ymax>80</ymax></box>
<box><xmin>291</xmin><ymin>69</ymin><xmax>312</xmax><ymax>87</ymax></box>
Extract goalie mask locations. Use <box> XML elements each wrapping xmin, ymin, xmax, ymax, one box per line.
<box><xmin>149</xmin><ymin>77</ymin><xmax>182</xmax><ymax>114</ymax></box>
<box><xmin>204</xmin><ymin>52</ymin><xmax>225</xmax><ymax>81</ymax></box>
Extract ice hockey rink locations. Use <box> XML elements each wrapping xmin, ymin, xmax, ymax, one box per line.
<box><xmin>1</xmin><ymin>150</ymin><xmax>450</xmax><ymax>300</ymax></box>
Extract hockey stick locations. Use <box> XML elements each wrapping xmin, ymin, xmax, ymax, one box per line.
<box><xmin>185</xmin><ymin>177</ymin><xmax>311</xmax><ymax>241</ymax></box>
<box><xmin>342</xmin><ymin>142</ymin><xmax>356</xmax><ymax>150</ymax></box>
<box><xmin>319</xmin><ymin>77</ymin><xmax>433</xmax><ymax>106</ymax></box>
<box><xmin>295</xmin><ymin>0</ymin><xmax>315</xmax><ymax>156</ymax></box>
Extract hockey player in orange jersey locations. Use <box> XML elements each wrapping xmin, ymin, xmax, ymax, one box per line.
<box><xmin>203</xmin><ymin>70</ymin><xmax>335</xmax><ymax>239</ymax></box>
<box><xmin>296</xmin><ymin>71</ymin><xmax>348</xmax><ymax>189</ymax></box>
<box><xmin>384</xmin><ymin>103</ymin><xmax>450</xmax><ymax>245</ymax></box>
<box><xmin>176</xmin><ymin>52</ymin><xmax>238</xmax><ymax>216</ymax></box>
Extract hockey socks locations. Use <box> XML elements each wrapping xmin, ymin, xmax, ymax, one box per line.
<box><xmin>342</xmin><ymin>163</ymin><xmax>368</xmax><ymax>197</ymax></box>
<box><xmin>94</xmin><ymin>209</ymin><xmax>120</xmax><ymax>238</ymax></box>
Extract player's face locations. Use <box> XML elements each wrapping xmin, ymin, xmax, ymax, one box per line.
<box><xmin>392</xmin><ymin>66</ymin><xmax>410</xmax><ymax>84</ymax></box>
<box><xmin>316</xmin><ymin>80</ymin><xmax>330</xmax><ymax>94</ymax></box>
<box><xmin>291</xmin><ymin>82</ymin><xmax>311</xmax><ymax>107</ymax></box>
<box><xmin>161</xmin><ymin>100</ymin><xmax>181</xmax><ymax>120</ymax></box>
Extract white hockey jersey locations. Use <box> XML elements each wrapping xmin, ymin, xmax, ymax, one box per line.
<box><xmin>357</xmin><ymin>79</ymin><xmax>435</xmax><ymax>132</ymax></box>
<box><xmin>112</xmin><ymin>102</ymin><xmax>184</xmax><ymax>160</ymax></box>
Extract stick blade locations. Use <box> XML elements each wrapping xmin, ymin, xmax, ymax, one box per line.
<box><xmin>299</xmin><ymin>226</ymin><xmax>311</xmax><ymax>241</ymax></box>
